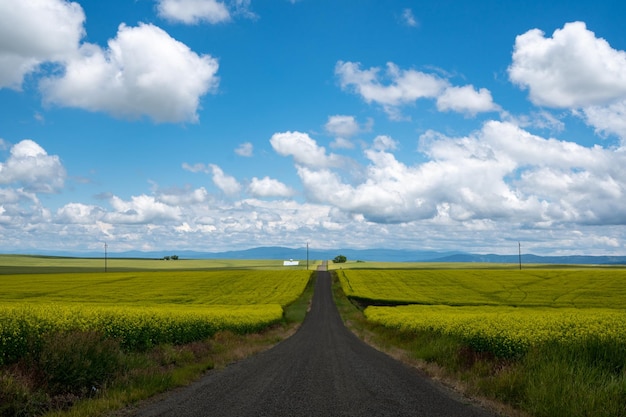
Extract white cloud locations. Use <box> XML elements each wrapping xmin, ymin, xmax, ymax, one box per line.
<box><xmin>182</xmin><ymin>162</ymin><xmax>208</xmax><ymax>173</ymax></box>
<box><xmin>325</xmin><ymin>115</ymin><xmax>364</xmax><ymax>149</ymax></box>
<box><xmin>582</xmin><ymin>100</ymin><xmax>626</xmax><ymax>142</ymax></box>
<box><xmin>401</xmin><ymin>8</ymin><xmax>418</xmax><ymax>27</ymax></box>
<box><xmin>39</xmin><ymin>23</ymin><xmax>219</xmax><ymax>123</ymax></box>
<box><xmin>330</xmin><ymin>138</ymin><xmax>355</xmax><ymax>150</ymax></box>
<box><xmin>248</xmin><ymin>177</ymin><xmax>294</xmax><ymax>198</ymax></box>
<box><xmin>106</xmin><ymin>194</ymin><xmax>182</xmax><ymax>224</ymax></box>
<box><xmin>509</xmin><ymin>21</ymin><xmax>626</xmax><ymax>108</ymax></box>
<box><xmin>501</xmin><ymin>110</ymin><xmax>565</xmax><ymax>133</ymax></box>
<box><xmin>336</xmin><ymin>61</ymin><xmax>497</xmax><ymax>118</ymax></box>
<box><xmin>372</xmin><ymin>135</ymin><xmax>397</xmax><ymax>151</ymax></box>
<box><xmin>0</xmin><ymin>0</ymin><xmax>85</xmax><ymax>89</ymax></box>
<box><xmin>270</xmin><ymin>131</ymin><xmax>343</xmax><ymax>168</ymax></box>
<box><xmin>436</xmin><ymin>85</ymin><xmax>499</xmax><ymax>116</ymax></box>
<box><xmin>336</xmin><ymin>61</ymin><xmax>445</xmax><ymax>109</ymax></box>
<box><xmin>508</xmin><ymin>22</ymin><xmax>626</xmax><ymax>143</ymax></box>
<box><xmin>156</xmin><ymin>0</ymin><xmax>231</xmax><ymax>24</ymax></box>
<box><xmin>325</xmin><ymin>115</ymin><xmax>360</xmax><ymax>138</ymax></box>
<box><xmin>231</xmin><ymin>0</ymin><xmax>257</xmax><ymax>20</ymax></box>
<box><xmin>157</xmin><ymin>186</ymin><xmax>209</xmax><ymax>205</ymax></box>
<box><xmin>209</xmin><ymin>164</ymin><xmax>242</xmax><ymax>195</ymax></box>
<box><xmin>0</xmin><ymin>140</ymin><xmax>66</xmax><ymax>193</ymax></box>
<box><xmin>235</xmin><ymin>142</ymin><xmax>254</xmax><ymax>157</ymax></box>
<box><xmin>275</xmin><ymin>122</ymin><xmax>626</xmax><ymax>226</ymax></box>
<box><xmin>57</xmin><ymin>202</ymin><xmax>104</xmax><ymax>224</ymax></box>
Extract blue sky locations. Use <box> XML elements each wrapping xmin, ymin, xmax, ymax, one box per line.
<box><xmin>1</xmin><ymin>0</ymin><xmax>626</xmax><ymax>255</ymax></box>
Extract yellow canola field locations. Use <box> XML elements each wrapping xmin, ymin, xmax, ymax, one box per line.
<box><xmin>365</xmin><ymin>305</ymin><xmax>626</xmax><ymax>358</ymax></box>
<box><xmin>0</xmin><ymin>269</ymin><xmax>311</xmax><ymax>364</ymax></box>
<box><xmin>339</xmin><ymin>268</ymin><xmax>626</xmax><ymax>358</ymax></box>
<box><xmin>1</xmin><ymin>303</ymin><xmax>283</xmax><ymax>364</ymax></box>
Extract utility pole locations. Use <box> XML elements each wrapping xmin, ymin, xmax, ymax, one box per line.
<box><xmin>104</xmin><ymin>242</ymin><xmax>108</xmax><ymax>273</ymax></box>
<box><xmin>518</xmin><ymin>241</ymin><xmax>522</xmax><ymax>270</ymax></box>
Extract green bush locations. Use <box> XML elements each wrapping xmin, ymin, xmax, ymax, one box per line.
<box><xmin>0</xmin><ymin>373</ymin><xmax>48</xmax><ymax>417</ymax></box>
<box><xmin>36</xmin><ymin>331</ymin><xmax>124</xmax><ymax>396</ymax></box>
<box><xmin>333</xmin><ymin>255</ymin><xmax>347</xmax><ymax>263</ymax></box>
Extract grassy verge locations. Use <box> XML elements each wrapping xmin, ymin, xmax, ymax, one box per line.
<box><xmin>331</xmin><ymin>272</ymin><xmax>626</xmax><ymax>417</ymax></box>
<box><xmin>0</xmin><ymin>274</ymin><xmax>315</xmax><ymax>417</ymax></box>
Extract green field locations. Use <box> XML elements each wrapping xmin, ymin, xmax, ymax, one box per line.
<box><xmin>0</xmin><ymin>269</ymin><xmax>311</xmax><ymax>306</ymax></box>
<box><xmin>0</xmin><ymin>254</ymin><xmax>318</xmax><ymax>274</ymax></box>
<box><xmin>337</xmin><ymin>267</ymin><xmax>626</xmax><ymax>308</ymax></box>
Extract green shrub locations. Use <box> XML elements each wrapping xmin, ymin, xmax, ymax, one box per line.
<box><xmin>36</xmin><ymin>331</ymin><xmax>124</xmax><ymax>396</ymax></box>
<box><xmin>0</xmin><ymin>373</ymin><xmax>47</xmax><ymax>417</ymax></box>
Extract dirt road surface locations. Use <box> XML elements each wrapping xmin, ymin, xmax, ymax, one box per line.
<box><xmin>134</xmin><ymin>267</ymin><xmax>497</xmax><ymax>417</ymax></box>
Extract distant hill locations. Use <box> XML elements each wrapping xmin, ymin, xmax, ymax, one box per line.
<box><xmin>433</xmin><ymin>253</ymin><xmax>626</xmax><ymax>265</ymax></box>
<box><xmin>5</xmin><ymin>246</ymin><xmax>626</xmax><ymax>264</ymax></box>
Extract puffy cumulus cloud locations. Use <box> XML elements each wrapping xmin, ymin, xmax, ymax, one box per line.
<box><xmin>161</xmin><ymin>198</ymin><xmax>340</xmax><ymax>249</ymax></box>
<box><xmin>184</xmin><ymin>162</ymin><xmax>295</xmax><ymax>199</ymax></box>
<box><xmin>336</xmin><ymin>61</ymin><xmax>497</xmax><ymax>118</ymax></box>
<box><xmin>509</xmin><ymin>22</ymin><xmax>626</xmax><ymax>108</ymax></box>
<box><xmin>372</xmin><ymin>135</ymin><xmax>397</xmax><ymax>151</ymax></box>
<box><xmin>325</xmin><ymin>115</ymin><xmax>360</xmax><ymax>138</ymax></box>
<box><xmin>248</xmin><ymin>177</ymin><xmax>294</xmax><ymax>198</ymax></box>
<box><xmin>39</xmin><ymin>23</ymin><xmax>219</xmax><ymax>123</ymax></box>
<box><xmin>235</xmin><ymin>142</ymin><xmax>253</xmax><ymax>157</ymax></box>
<box><xmin>209</xmin><ymin>164</ymin><xmax>242</xmax><ymax>195</ymax></box>
<box><xmin>436</xmin><ymin>85</ymin><xmax>499</xmax><ymax>116</ymax></box>
<box><xmin>156</xmin><ymin>185</ymin><xmax>209</xmax><ymax>205</ymax></box>
<box><xmin>0</xmin><ymin>187</ymin><xmax>41</xmax><ymax>227</ymax></box>
<box><xmin>280</xmin><ymin>122</ymin><xmax>626</xmax><ymax>226</ymax></box>
<box><xmin>2</xmin><ymin>179</ymin><xmax>626</xmax><ymax>255</ymax></box>
<box><xmin>156</xmin><ymin>0</ymin><xmax>231</xmax><ymax>24</ymax></box>
<box><xmin>270</xmin><ymin>131</ymin><xmax>344</xmax><ymax>168</ymax></box>
<box><xmin>336</xmin><ymin>61</ymin><xmax>444</xmax><ymax>116</ymax></box>
<box><xmin>582</xmin><ymin>100</ymin><xmax>626</xmax><ymax>142</ymax></box>
<box><xmin>106</xmin><ymin>194</ymin><xmax>182</xmax><ymax>224</ymax></box>
<box><xmin>0</xmin><ymin>187</ymin><xmax>31</xmax><ymax>205</ymax></box>
<box><xmin>0</xmin><ymin>0</ymin><xmax>85</xmax><ymax>89</ymax></box>
<box><xmin>0</xmin><ymin>139</ymin><xmax>66</xmax><ymax>192</ymax></box>
<box><xmin>325</xmin><ymin>115</ymin><xmax>362</xmax><ymax>149</ymax></box>
<box><xmin>56</xmin><ymin>202</ymin><xmax>105</xmax><ymax>224</ymax></box>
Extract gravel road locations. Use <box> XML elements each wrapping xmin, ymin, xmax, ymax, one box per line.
<box><xmin>133</xmin><ymin>267</ymin><xmax>497</xmax><ymax>417</ymax></box>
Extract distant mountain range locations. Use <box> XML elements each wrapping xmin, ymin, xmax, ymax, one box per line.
<box><xmin>7</xmin><ymin>246</ymin><xmax>626</xmax><ymax>265</ymax></box>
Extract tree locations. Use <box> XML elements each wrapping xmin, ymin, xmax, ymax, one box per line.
<box><xmin>333</xmin><ymin>255</ymin><xmax>347</xmax><ymax>263</ymax></box>
<box><xmin>171</xmin><ymin>255</ymin><xmax>179</xmax><ymax>260</ymax></box>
